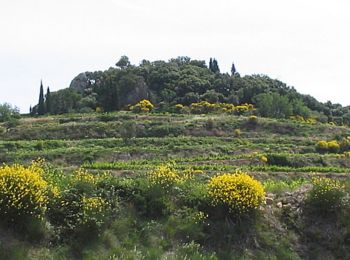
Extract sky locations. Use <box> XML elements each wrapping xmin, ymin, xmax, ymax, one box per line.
<box><xmin>0</xmin><ymin>0</ymin><xmax>349</xmax><ymax>112</ymax></box>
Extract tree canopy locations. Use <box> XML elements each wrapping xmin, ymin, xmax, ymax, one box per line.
<box><xmin>31</xmin><ymin>56</ymin><xmax>350</xmax><ymax>125</ymax></box>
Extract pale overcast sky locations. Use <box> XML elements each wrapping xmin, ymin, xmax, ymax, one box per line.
<box><xmin>1</xmin><ymin>0</ymin><xmax>349</xmax><ymax>112</ymax></box>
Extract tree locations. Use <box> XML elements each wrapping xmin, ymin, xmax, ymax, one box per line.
<box><xmin>0</xmin><ymin>103</ymin><xmax>20</xmax><ymax>122</ymax></box>
<box><xmin>45</xmin><ymin>87</ymin><xmax>52</xmax><ymax>114</ymax></box>
<box><xmin>254</xmin><ymin>93</ymin><xmax>292</xmax><ymax>118</ymax></box>
<box><xmin>37</xmin><ymin>81</ymin><xmax>45</xmax><ymax>115</ymax></box>
<box><xmin>50</xmin><ymin>89</ymin><xmax>82</xmax><ymax>114</ymax></box>
<box><xmin>231</xmin><ymin>62</ymin><xmax>237</xmax><ymax>75</ymax></box>
<box><xmin>212</xmin><ymin>58</ymin><xmax>220</xmax><ymax>73</ymax></box>
<box><xmin>116</xmin><ymin>55</ymin><xmax>131</xmax><ymax>69</ymax></box>
<box><xmin>209</xmin><ymin>58</ymin><xmax>213</xmax><ymax>72</ymax></box>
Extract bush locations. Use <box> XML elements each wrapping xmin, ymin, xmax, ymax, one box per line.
<box><xmin>130</xmin><ymin>99</ymin><xmax>154</xmax><ymax>113</ymax></box>
<box><xmin>0</xmin><ymin>162</ymin><xmax>48</xmax><ymax>221</ymax></box>
<box><xmin>0</xmin><ymin>103</ymin><xmax>20</xmax><ymax>122</ymax></box>
<box><xmin>205</xmin><ymin>118</ymin><xmax>216</xmax><ymax>130</ymax></box>
<box><xmin>233</xmin><ymin>129</ymin><xmax>241</xmax><ymax>138</ymax></box>
<box><xmin>147</xmin><ymin>164</ymin><xmax>180</xmax><ymax>190</ymax></box>
<box><xmin>327</xmin><ymin>140</ymin><xmax>341</xmax><ymax>153</ymax></box>
<box><xmin>316</xmin><ymin>140</ymin><xmax>341</xmax><ymax>153</ymax></box>
<box><xmin>248</xmin><ymin>115</ymin><xmax>258</xmax><ymax>126</ymax></box>
<box><xmin>119</xmin><ymin>121</ymin><xmax>137</xmax><ymax>143</ymax></box>
<box><xmin>46</xmin><ymin>168</ymin><xmax>118</xmax><ymax>238</ymax></box>
<box><xmin>207</xmin><ymin>172</ymin><xmax>265</xmax><ymax>216</ymax></box>
<box><xmin>316</xmin><ymin>140</ymin><xmax>329</xmax><ymax>152</ymax></box>
<box><xmin>307</xmin><ymin>177</ymin><xmax>346</xmax><ymax>214</ymax></box>
<box><xmin>267</xmin><ymin>154</ymin><xmax>290</xmax><ymax>166</ymax></box>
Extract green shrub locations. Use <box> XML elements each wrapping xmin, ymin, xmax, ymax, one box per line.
<box><xmin>46</xmin><ymin>168</ymin><xmax>119</xmax><ymax>239</ymax></box>
<box><xmin>128</xmin><ymin>176</ymin><xmax>173</xmax><ymax>218</ymax></box>
<box><xmin>307</xmin><ymin>177</ymin><xmax>346</xmax><ymax>214</ymax></box>
<box><xmin>233</xmin><ymin>129</ymin><xmax>241</xmax><ymax>138</ymax></box>
<box><xmin>267</xmin><ymin>154</ymin><xmax>290</xmax><ymax>166</ymax></box>
<box><xmin>165</xmin><ymin>207</ymin><xmax>207</xmax><ymax>242</ymax></box>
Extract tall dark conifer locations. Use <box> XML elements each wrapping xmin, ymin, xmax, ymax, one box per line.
<box><xmin>46</xmin><ymin>87</ymin><xmax>52</xmax><ymax>114</ymax></box>
<box><xmin>209</xmin><ymin>58</ymin><xmax>213</xmax><ymax>71</ymax></box>
<box><xmin>212</xmin><ymin>59</ymin><xmax>220</xmax><ymax>73</ymax></box>
<box><xmin>38</xmin><ymin>81</ymin><xmax>45</xmax><ymax>115</ymax></box>
<box><xmin>231</xmin><ymin>62</ymin><xmax>236</xmax><ymax>75</ymax></box>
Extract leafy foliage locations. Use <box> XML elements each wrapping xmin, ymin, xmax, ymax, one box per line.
<box><xmin>307</xmin><ymin>177</ymin><xmax>346</xmax><ymax>214</ymax></box>
<box><xmin>0</xmin><ymin>103</ymin><xmax>20</xmax><ymax>122</ymax></box>
<box><xmin>31</xmin><ymin>56</ymin><xmax>350</xmax><ymax>125</ymax></box>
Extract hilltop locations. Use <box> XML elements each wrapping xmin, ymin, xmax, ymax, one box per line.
<box><xmin>29</xmin><ymin>56</ymin><xmax>350</xmax><ymax>127</ymax></box>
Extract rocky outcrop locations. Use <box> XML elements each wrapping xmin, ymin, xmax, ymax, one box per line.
<box><xmin>69</xmin><ymin>72</ymin><xmax>90</xmax><ymax>94</ymax></box>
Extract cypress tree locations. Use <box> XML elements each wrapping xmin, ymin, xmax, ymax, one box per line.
<box><xmin>38</xmin><ymin>81</ymin><xmax>45</xmax><ymax>115</ymax></box>
<box><xmin>46</xmin><ymin>87</ymin><xmax>52</xmax><ymax>114</ymax></box>
<box><xmin>231</xmin><ymin>62</ymin><xmax>236</xmax><ymax>75</ymax></box>
<box><xmin>212</xmin><ymin>59</ymin><xmax>220</xmax><ymax>73</ymax></box>
<box><xmin>209</xmin><ymin>58</ymin><xmax>213</xmax><ymax>71</ymax></box>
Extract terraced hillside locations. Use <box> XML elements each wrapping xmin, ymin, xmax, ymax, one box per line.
<box><xmin>0</xmin><ymin>112</ymin><xmax>350</xmax><ymax>259</ymax></box>
<box><xmin>1</xmin><ymin>112</ymin><xmax>349</xmax><ymax>176</ymax></box>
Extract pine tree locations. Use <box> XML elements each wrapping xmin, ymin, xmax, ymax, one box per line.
<box><xmin>209</xmin><ymin>58</ymin><xmax>213</xmax><ymax>71</ymax></box>
<box><xmin>46</xmin><ymin>87</ymin><xmax>52</xmax><ymax>114</ymax></box>
<box><xmin>231</xmin><ymin>62</ymin><xmax>236</xmax><ymax>75</ymax></box>
<box><xmin>38</xmin><ymin>81</ymin><xmax>45</xmax><ymax>115</ymax></box>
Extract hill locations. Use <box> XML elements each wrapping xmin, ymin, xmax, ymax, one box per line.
<box><xmin>0</xmin><ymin>111</ymin><xmax>349</xmax><ymax>259</ymax></box>
<box><xmin>30</xmin><ymin>56</ymin><xmax>350</xmax><ymax>126</ymax></box>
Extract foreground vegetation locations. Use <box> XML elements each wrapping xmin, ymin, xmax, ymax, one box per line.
<box><xmin>0</xmin><ymin>159</ymin><xmax>349</xmax><ymax>259</ymax></box>
<box><xmin>0</xmin><ymin>110</ymin><xmax>349</xmax><ymax>259</ymax></box>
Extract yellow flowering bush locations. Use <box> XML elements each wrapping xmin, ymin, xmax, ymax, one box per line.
<box><xmin>260</xmin><ymin>155</ymin><xmax>268</xmax><ymax>163</ymax></box>
<box><xmin>0</xmin><ymin>163</ymin><xmax>48</xmax><ymax>220</ymax></box>
<box><xmin>207</xmin><ymin>172</ymin><xmax>265</xmax><ymax>215</ymax></box>
<box><xmin>130</xmin><ymin>99</ymin><xmax>154</xmax><ymax>113</ymax></box>
<box><xmin>147</xmin><ymin>165</ymin><xmax>204</xmax><ymax>189</ymax></box>
<box><xmin>308</xmin><ymin>177</ymin><xmax>346</xmax><ymax>212</ymax></box>
<box><xmin>316</xmin><ymin>140</ymin><xmax>340</xmax><ymax>153</ymax></box>
<box><xmin>188</xmin><ymin>101</ymin><xmax>254</xmax><ymax>115</ymax></box>
<box><xmin>248</xmin><ymin>115</ymin><xmax>258</xmax><ymax>125</ymax></box>
<box><xmin>175</xmin><ymin>103</ymin><xmax>185</xmax><ymax>113</ymax></box>
<box><xmin>327</xmin><ymin>140</ymin><xmax>341</xmax><ymax>152</ymax></box>
<box><xmin>72</xmin><ymin>168</ymin><xmax>99</xmax><ymax>185</ymax></box>
<box><xmin>147</xmin><ymin>164</ymin><xmax>180</xmax><ymax>189</ymax></box>
<box><xmin>233</xmin><ymin>129</ymin><xmax>241</xmax><ymax>137</ymax></box>
<box><xmin>290</xmin><ymin>115</ymin><xmax>317</xmax><ymax>124</ymax></box>
<box><xmin>181</xmin><ymin>168</ymin><xmax>204</xmax><ymax>181</ymax></box>
<box><xmin>47</xmin><ymin>168</ymin><xmax>118</xmax><ymax>236</ymax></box>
